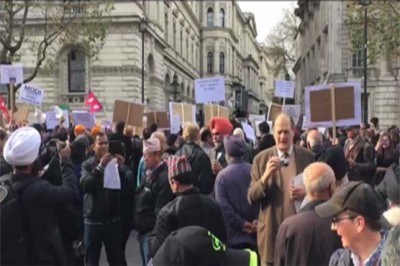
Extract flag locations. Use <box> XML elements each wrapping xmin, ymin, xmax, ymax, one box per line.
<box><xmin>84</xmin><ymin>91</ymin><xmax>103</xmax><ymax>113</ymax></box>
<box><xmin>0</xmin><ymin>96</ymin><xmax>10</xmax><ymax>121</ymax></box>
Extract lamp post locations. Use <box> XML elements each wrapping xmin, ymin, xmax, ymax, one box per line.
<box><xmin>358</xmin><ymin>0</ymin><xmax>371</xmax><ymax>124</ymax></box>
<box><xmin>170</xmin><ymin>75</ymin><xmax>180</xmax><ymax>102</ymax></box>
<box><xmin>139</xmin><ymin>17</ymin><xmax>148</xmax><ymax>104</ymax></box>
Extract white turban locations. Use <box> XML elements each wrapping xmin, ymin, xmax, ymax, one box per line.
<box><xmin>3</xmin><ymin>127</ymin><xmax>41</xmax><ymax>166</ymax></box>
<box><xmin>143</xmin><ymin>138</ymin><xmax>161</xmax><ymax>153</ymax></box>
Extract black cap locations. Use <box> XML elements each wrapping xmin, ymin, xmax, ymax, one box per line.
<box><xmin>152</xmin><ymin>226</ymin><xmax>258</xmax><ymax>266</ymax></box>
<box><xmin>344</xmin><ymin>125</ymin><xmax>360</xmax><ymax>131</ymax></box>
<box><xmin>315</xmin><ymin>181</ymin><xmax>386</xmax><ymax>219</ymax></box>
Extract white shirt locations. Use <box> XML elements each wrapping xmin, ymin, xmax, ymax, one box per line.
<box><xmin>277</xmin><ymin>145</ymin><xmax>294</xmax><ymax>159</ymax></box>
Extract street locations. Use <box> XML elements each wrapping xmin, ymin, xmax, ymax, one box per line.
<box><xmin>100</xmin><ymin>231</ymin><xmax>142</xmax><ymax>266</ymax></box>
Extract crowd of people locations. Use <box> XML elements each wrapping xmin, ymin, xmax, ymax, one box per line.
<box><xmin>0</xmin><ymin>114</ymin><xmax>399</xmax><ymax>266</ymax></box>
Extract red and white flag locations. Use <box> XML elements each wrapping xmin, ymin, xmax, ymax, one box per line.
<box><xmin>84</xmin><ymin>91</ymin><xmax>103</xmax><ymax>113</ymax></box>
<box><xmin>0</xmin><ymin>96</ymin><xmax>10</xmax><ymax>121</ymax></box>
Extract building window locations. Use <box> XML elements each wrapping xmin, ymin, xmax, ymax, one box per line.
<box><xmin>352</xmin><ymin>49</ymin><xmax>364</xmax><ymax>78</ymax></box>
<box><xmin>219</xmin><ymin>52</ymin><xmax>225</xmax><ymax>74</ymax></box>
<box><xmin>173</xmin><ymin>22</ymin><xmax>176</xmax><ymax>49</ymax></box>
<box><xmin>68</xmin><ymin>49</ymin><xmax>85</xmax><ymax>93</ymax></box>
<box><xmin>164</xmin><ymin>12</ymin><xmax>169</xmax><ymax>43</ymax></box>
<box><xmin>207</xmin><ymin>8</ymin><xmax>214</xmax><ymax>27</ymax></box>
<box><xmin>207</xmin><ymin>52</ymin><xmax>214</xmax><ymax>73</ymax></box>
<box><xmin>220</xmin><ymin>8</ymin><xmax>225</xmax><ymax>27</ymax></box>
<box><xmin>186</xmin><ymin>38</ymin><xmax>189</xmax><ymax>60</ymax></box>
<box><xmin>180</xmin><ymin>31</ymin><xmax>183</xmax><ymax>54</ymax></box>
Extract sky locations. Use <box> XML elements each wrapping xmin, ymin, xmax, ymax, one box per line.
<box><xmin>237</xmin><ymin>1</ymin><xmax>296</xmax><ymax>43</ymax></box>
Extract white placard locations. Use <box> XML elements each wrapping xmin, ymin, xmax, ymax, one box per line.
<box><xmin>195</xmin><ymin>76</ymin><xmax>225</xmax><ymax>104</ymax></box>
<box><xmin>292</xmin><ymin>173</ymin><xmax>304</xmax><ymax>213</ymax></box>
<box><xmin>0</xmin><ymin>64</ymin><xmax>24</xmax><ymax>84</ymax></box>
<box><xmin>305</xmin><ymin>82</ymin><xmax>361</xmax><ymax>128</ymax></box>
<box><xmin>103</xmin><ymin>158</ymin><xmax>121</xmax><ymax>190</ymax></box>
<box><xmin>302</xmin><ymin>115</ymin><xmax>307</xmax><ymax>130</ymax></box>
<box><xmin>101</xmin><ymin>119</ymin><xmax>112</xmax><ymax>130</ymax></box>
<box><xmin>283</xmin><ymin>104</ymin><xmax>301</xmax><ymax>125</ymax></box>
<box><xmin>274</xmin><ymin>80</ymin><xmax>295</xmax><ymax>99</ymax></box>
<box><xmin>72</xmin><ymin>111</ymin><xmax>95</xmax><ymax>128</ymax></box>
<box><xmin>241</xmin><ymin>122</ymin><xmax>256</xmax><ymax>141</ymax></box>
<box><xmin>19</xmin><ymin>84</ymin><xmax>44</xmax><ymax>106</ymax></box>
<box><xmin>170</xmin><ymin>114</ymin><xmax>182</xmax><ymax>134</ymax></box>
<box><xmin>45</xmin><ymin>110</ymin><xmax>69</xmax><ymax>130</ymax></box>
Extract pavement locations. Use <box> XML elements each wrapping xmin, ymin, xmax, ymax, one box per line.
<box><xmin>100</xmin><ymin>231</ymin><xmax>142</xmax><ymax>266</ymax></box>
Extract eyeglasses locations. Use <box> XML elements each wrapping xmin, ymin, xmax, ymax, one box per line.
<box><xmin>332</xmin><ymin>216</ymin><xmax>357</xmax><ymax>225</ymax></box>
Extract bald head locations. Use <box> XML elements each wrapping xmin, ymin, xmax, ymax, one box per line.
<box><xmin>306</xmin><ymin>129</ymin><xmax>323</xmax><ymax>149</ymax></box>
<box><xmin>303</xmin><ymin>162</ymin><xmax>335</xmax><ymax>200</ymax></box>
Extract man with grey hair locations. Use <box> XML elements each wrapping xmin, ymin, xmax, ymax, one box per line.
<box><xmin>274</xmin><ymin>162</ymin><xmax>342</xmax><ymax>266</ymax></box>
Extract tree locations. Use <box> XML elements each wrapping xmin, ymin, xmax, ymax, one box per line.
<box><xmin>346</xmin><ymin>0</ymin><xmax>400</xmax><ymax>64</ymax></box>
<box><xmin>264</xmin><ymin>5</ymin><xmax>300</xmax><ymax>77</ymax></box>
<box><xmin>0</xmin><ymin>0</ymin><xmax>114</xmax><ymax>111</ymax></box>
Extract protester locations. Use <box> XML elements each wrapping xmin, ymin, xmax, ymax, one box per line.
<box><xmin>1</xmin><ymin>127</ymin><xmax>77</xmax><ymax>265</ymax></box>
<box><xmin>256</xmin><ymin>121</ymin><xmax>275</xmax><ymax>153</ymax></box>
<box><xmin>175</xmin><ymin>122</ymin><xmax>214</xmax><ymax>194</ymax></box>
<box><xmin>80</xmin><ymin>132</ymin><xmax>127</xmax><ymax>266</ymax></box>
<box><xmin>374</xmin><ymin>132</ymin><xmax>398</xmax><ymax>185</ymax></box>
<box><xmin>0</xmin><ymin>128</ymin><xmax>12</xmax><ymax>175</ymax></box>
<box><xmin>248</xmin><ymin>113</ymin><xmax>314</xmax><ymax>265</ymax></box>
<box><xmin>109</xmin><ymin>121</ymin><xmax>133</xmax><ymax>166</ymax></box>
<box><xmin>151</xmin><ymin>226</ymin><xmax>259</xmax><ymax>266</ymax></box>
<box><xmin>74</xmin><ymin>124</ymin><xmax>87</xmax><ymax>138</ymax></box>
<box><xmin>343</xmin><ymin>125</ymin><xmax>376</xmax><ymax>184</ymax></box>
<box><xmin>274</xmin><ymin>162</ymin><xmax>342</xmax><ymax>266</ymax></box>
<box><xmin>165</xmin><ymin>133</ymin><xmax>178</xmax><ymax>155</ymax></box>
<box><xmin>215</xmin><ymin>135</ymin><xmax>258</xmax><ymax>250</ymax></box>
<box><xmin>232</xmin><ymin>127</ymin><xmax>252</xmax><ymax>163</ymax></box>
<box><xmin>208</xmin><ymin>117</ymin><xmax>233</xmax><ymax>176</ymax></box>
<box><xmin>315</xmin><ymin>182</ymin><xmax>388</xmax><ymax>266</ymax></box>
<box><xmin>134</xmin><ymin>138</ymin><xmax>173</xmax><ymax>266</ymax></box>
<box><xmin>148</xmin><ymin>155</ymin><xmax>226</xmax><ymax>257</ymax></box>
<box><xmin>199</xmin><ymin>126</ymin><xmax>214</xmax><ymax>154</ymax></box>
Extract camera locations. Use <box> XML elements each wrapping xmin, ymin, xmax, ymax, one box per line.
<box><xmin>279</xmin><ymin>158</ymin><xmax>289</xmax><ymax>167</ymax></box>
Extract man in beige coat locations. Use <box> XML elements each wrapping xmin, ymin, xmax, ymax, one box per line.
<box><xmin>248</xmin><ymin>113</ymin><xmax>314</xmax><ymax>265</ymax></box>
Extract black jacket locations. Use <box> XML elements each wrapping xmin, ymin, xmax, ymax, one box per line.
<box><xmin>14</xmin><ymin>158</ymin><xmax>77</xmax><ymax>265</ymax></box>
<box><xmin>0</xmin><ymin>155</ymin><xmax>12</xmax><ymax>176</ymax></box>
<box><xmin>109</xmin><ymin>132</ymin><xmax>133</xmax><ymax>165</ymax></box>
<box><xmin>175</xmin><ymin>142</ymin><xmax>214</xmax><ymax>194</ymax></box>
<box><xmin>148</xmin><ymin>187</ymin><xmax>227</xmax><ymax>257</ymax></box>
<box><xmin>134</xmin><ymin>162</ymin><xmax>174</xmax><ymax>234</ymax></box>
<box><xmin>80</xmin><ymin>156</ymin><xmax>126</xmax><ymax>223</ymax></box>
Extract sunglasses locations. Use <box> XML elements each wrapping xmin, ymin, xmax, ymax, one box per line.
<box><xmin>332</xmin><ymin>215</ymin><xmax>357</xmax><ymax>225</ymax></box>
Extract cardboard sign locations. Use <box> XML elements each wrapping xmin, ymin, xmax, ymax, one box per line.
<box><xmin>0</xmin><ymin>64</ymin><xmax>24</xmax><ymax>84</ymax></box>
<box><xmin>274</xmin><ymin>80</ymin><xmax>295</xmax><ymax>99</ymax></box>
<box><xmin>13</xmin><ymin>104</ymin><xmax>30</xmax><ymax>124</ymax></box>
<box><xmin>169</xmin><ymin>102</ymin><xmax>196</xmax><ymax>125</ymax></box>
<box><xmin>195</xmin><ymin>76</ymin><xmax>225</xmax><ymax>104</ymax></box>
<box><xmin>113</xmin><ymin>100</ymin><xmax>144</xmax><ymax>127</ymax></box>
<box><xmin>204</xmin><ymin>104</ymin><xmax>230</xmax><ymax>126</ymax></box>
<box><xmin>305</xmin><ymin>82</ymin><xmax>361</xmax><ymax>128</ymax></box>
<box><xmin>283</xmin><ymin>104</ymin><xmax>301</xmax><ymax>125</ymax></box>
<box><xmin>146</xmin><ymin>111</ymin><xmax>169</xmax><ymax>128</ymax></box>
<box><xmin>72</xmin><ymin>111</ymin><xmax>95</xmax><ymax>129</ymax></box>
<box><xmin>19</xmin><ymin>84</ymin><xmax>44</xmax><ymax>106</ymax></box>
<box><xmin>267</xmin><ymin>103</ymin><xmax>283</xmax><ymax>123</ymax></box>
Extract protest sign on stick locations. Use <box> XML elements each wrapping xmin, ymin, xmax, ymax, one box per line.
<box><xmin>113</xmin><ymin>100</ymin><xmax>144</xmax><ymax>127</ymax></box>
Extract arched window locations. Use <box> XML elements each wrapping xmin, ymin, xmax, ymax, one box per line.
<box><xmin>207</xmin><ymin>52</ymin><xmax>214</xmax><ymax>73</ymax></box>
<box><xmin>68</xmin><ymin>49</ymin><xmax>85</xmax><ymax>92</ymax></box>
<box><xmin>220</xmin><ymin>8</ymin><xmax>225</xmax><ymax>27</ymax></box>
<box><xmin>219</xmin><ymin>52</ymin><xmax>225</xmax><ymax>74</ymax></box>
<box><xmin>207</xmin><ymin>8</ymin><xmax>214</xmax><ymax>27</ymax></box>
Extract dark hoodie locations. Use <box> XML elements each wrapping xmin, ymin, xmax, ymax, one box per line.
<box><xmin>175</xmin><ymin>142</ymin><xmax>214</xmax><ymax>194</ymax></box>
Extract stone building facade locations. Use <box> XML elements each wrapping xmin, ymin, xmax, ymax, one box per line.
<box><xmin>5</xmin><ymin>0</ymin><xmax>269</xmax><ymax>118</ymax></box>
<box><xmin>293</xmin><ymin>0</ymin><xmax>400</xmax><ymax>128</ymax></box>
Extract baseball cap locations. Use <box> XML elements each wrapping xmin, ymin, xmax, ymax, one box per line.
<box><xmin>152</xmin><ymin>225</ymin><xmax>258</xmax><ymax>266</ymax></box>
<box><xmin>315</xmin><ymin>181</ymin><xmax>386</xmax><ymax>220</ymax></box>
<box><xmin>343</xmin><ymin>124</ymin><xmax>360</xmax><ymax>131</ymax></box>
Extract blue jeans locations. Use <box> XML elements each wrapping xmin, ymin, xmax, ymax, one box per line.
<box><xmin>84</xmin><ymin>221</ymin><xmax>126</xmax><ymax>266</ymax></box>
<box><xmin>137</xmin><ymin>233</ymin><xmax>150</xmax><ymax>266</ymax></box>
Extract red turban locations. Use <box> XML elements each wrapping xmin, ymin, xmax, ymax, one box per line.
<box><xmin>210</xmin><ymin>117</ymin><xmax>233</xmax><ymax>136</ymax></box>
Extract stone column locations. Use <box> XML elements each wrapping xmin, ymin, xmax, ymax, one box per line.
<box><xmin>214</xmin><ymin>41</ymin><xmax>219</xmax><ymax>74</ymax></box>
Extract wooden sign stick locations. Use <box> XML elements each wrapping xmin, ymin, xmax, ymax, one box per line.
<box><xmin>330</xmin><ymin>85</ymin><xmax>337</xmax><ymax>142</ymax></box>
